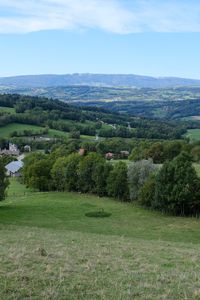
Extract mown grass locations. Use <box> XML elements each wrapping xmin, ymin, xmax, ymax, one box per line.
<box><xmin>1</xmin><ymin>179</ymin><xmax>200</xmax><ymax>299</ymax></box>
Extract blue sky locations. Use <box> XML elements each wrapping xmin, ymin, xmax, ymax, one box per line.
<box><xmin>0</xmin><ymin>0</ymin><xmax>200</xmax><ymax>78</ymax></box>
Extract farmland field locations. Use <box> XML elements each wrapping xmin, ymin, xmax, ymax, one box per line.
<box><xmin>0</xmin><ymin>179</ymin><xmax>200</xmax><ymax>299</ymax></box>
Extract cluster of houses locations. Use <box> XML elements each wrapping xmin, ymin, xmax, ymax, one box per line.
<box><xmin>0</xmin><ymin>143</ymin><xmax>31</xmax><ymax>177</ymax></box>
<box><xmin>2</xmin><ymin>143</ymin><xmax>129</xmax><ymax>177</ymax></box>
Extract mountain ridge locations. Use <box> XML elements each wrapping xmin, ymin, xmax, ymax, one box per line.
<box><xmin>0</xmin><ymin>73</ymin><xmax>200</xmax><ymax>88</ymax></box>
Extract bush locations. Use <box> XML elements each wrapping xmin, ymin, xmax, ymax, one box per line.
<box><xmin>85</xmin><ymin>209</ymin><xmax>111</xmax><ymax>218</ymax></box>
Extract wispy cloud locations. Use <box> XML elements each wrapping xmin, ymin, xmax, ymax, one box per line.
<box><xmin>0</xmin><ymin>0</ymin><xmax>200</xmax><ymax>34</ymax></box>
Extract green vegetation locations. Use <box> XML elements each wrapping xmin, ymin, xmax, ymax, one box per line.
<box><xmin>23</xmin><ymin>147</ymin><xmax>200</xmax><ymax>217</ymax></box>
<box><xmin>0</xmin><ymin>106</ymin><xmax>15</xmax><ymax>113</ymax></box>
<box><xmin>0</xmin><ymin>179</ymin><xmax>200</xmax><ymax>299</ymax></box>
<box><xmin>0</xmin><ymin>123</ymin><xmax>95</xmax><ymax>141</ymax></box>
<box><xmin>194</xmin><ymin>163</ymin><xmax>200</xmax><ymax>177</ymax></box>
<box><xmin>139</xmin><ymin>153</ymin><xmax>200</xmax><ymax>216</ymax></box>
<box><xmin>0</xmin><ymin>159</ymin><xmax>9</xmax><ymax>200</ymax></box>
<box><xmin>0</xmin><ymin>94</ymin><xmax>190</xmax><ymax>140</ymax></box>
<box><xmin>2</xmin><ymin>92</ymin><xmax>200</xmax><ymax>298</ymax></box>
<box><xmin>185</xmin><ymin>129</ymin><xmax>200</xmax><ymax>141</ymax></box>
<box><xmin>0</xmin><ymin>123</ymin><xmax>47</xmax><ymax>138</ymax></box>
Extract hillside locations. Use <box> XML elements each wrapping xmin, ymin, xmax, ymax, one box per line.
<box><xmin>1</xmin><ymin>86</ymin><xmax>200</xmax><ymax>120</ymax></box>
<box><xmin>1</xmin><ymin>74</ymin><xmax>200</xmax><ymax>88</ymax></box>
<box><xmin>0</xmin><ymin>178</ymin><xmax>200</xmax><ymax>299</ymax></box>
<box><xmin>0</xmin><ymin>94</ymin><xmax>188</xmax><ymax>140</ymax></box>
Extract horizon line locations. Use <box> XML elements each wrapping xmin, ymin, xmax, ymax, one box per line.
<box><xmin>0</xmin><ymin>73</ymin><xmax>200</xmax><ymax>81</ymax></box>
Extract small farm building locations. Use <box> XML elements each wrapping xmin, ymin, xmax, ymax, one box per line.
<box><xmin>5</xmin><ymin>161</ymin><xmax>24</xmax><ymax>177</ymax></box>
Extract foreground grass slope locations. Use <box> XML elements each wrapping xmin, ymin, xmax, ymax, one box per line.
<box><xmin>0</xmin><ymin>180</ymin><xmax>200</xmax><ymax>299</ymax></box>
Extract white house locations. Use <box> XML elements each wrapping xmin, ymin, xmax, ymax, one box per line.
<box><xmin>5</xmin><ymin>160</ymin><xmax>24</xmax><ymax>177</ymax></box>
<box><xmin>0</xmin><ymin>143</ymin><xmax>20</xmax><ymax>156</ymax></box>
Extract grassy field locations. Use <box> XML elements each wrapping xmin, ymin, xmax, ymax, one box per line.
<box><xmin>0</xmin><ymin>106</ymin><xmax>15</xmax><ymax>113</ymax></box>
<box><xmin>0</xmin><ymin>123</ymin><xmax>95</xmax><ymax>140</ymax></box>
<box><xmin>185</xmin><ymin>129</ymin><xmax>200</xmax><ymax>141</ymax></box>
<box><xmin>0</xmin><ymin>123</ymin><xmax>47</xmax><ymax>138</ymax></box>
<box><xmin>0</xmin><ymin>179</ymin><xmax>200</xmax><ymax>299</ymax></box>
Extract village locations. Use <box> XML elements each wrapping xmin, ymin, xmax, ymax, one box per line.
<box><xmin>1</xmin><ymin>141</ymin><xmax>130</xmax><ymax>178</ymax></box>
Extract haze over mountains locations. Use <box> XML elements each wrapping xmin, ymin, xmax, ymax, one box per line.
<box><xmin>0</xmin><ymin>74</ymin><xmax>200</xmax><ymax>88</ymax></box>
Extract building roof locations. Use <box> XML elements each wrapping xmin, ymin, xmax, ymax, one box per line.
<box><xmin>5</xmin><ymin>161</ymin><xmax>24</xmax><ymax>173</ymax></box>
<box><xmin>78</xmin><ymin>148</ymin><xmax>86</xmax><ymax>156</ymax></box>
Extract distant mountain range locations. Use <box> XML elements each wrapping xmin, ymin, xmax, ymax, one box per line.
<box><xmin>0</xmin><ymin>74</ymin><xmax>200</xmax><ymax>88</ymax></box>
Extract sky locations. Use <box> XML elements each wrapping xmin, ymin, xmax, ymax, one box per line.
<box><xmin>0</xmin><ymin>0</ymin><xmax>200</xmax><ymax>78</ymax></box>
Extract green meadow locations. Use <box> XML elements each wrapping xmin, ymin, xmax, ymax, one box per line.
<box><xmin>0</xmin><ymin>123</ymin><xmax>47</xmax><ymax>138</ymax></box>
<box><xmin>0</xmin><ymin>123</ymin><xmax>95</xmax><ymax>140</ymax></box>
<box><xmin>0</xmin><ymin>106</ymin><xmax>15</xmax><ymax>113</ymax></box>
<box><xmin>0</xmin><ymin>179</ymin><xmax>200</xmax><ymax>299</ymax></box>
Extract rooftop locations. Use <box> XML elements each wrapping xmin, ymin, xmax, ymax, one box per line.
<box><xmin>5</xmin><ymin>161</ymin><xmax>24</xmax><ymax>173</ymax></box>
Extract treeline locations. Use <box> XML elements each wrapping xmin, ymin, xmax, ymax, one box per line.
<box><xmin>23</xmin><ymin>150</ymin><xmax>119</xmax><ymax>197</ymax></box>
<box><xmin>22</xmin><ymin>148</ymin><xmax>200</xmax><ymax>216</ymax></box>
<box><xmin>59</xmin><ymin>138</ymin><xmax>200</xmax><ymax>164</ymax></box>
<box><xmin>129</xmin><ymin>139</ymin><xmax>200</xmax><ymax>163</ymax></box>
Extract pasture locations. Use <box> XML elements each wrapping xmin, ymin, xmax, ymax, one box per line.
<box><xmin>0</xmin><ymin>179</ymin><xmax>200</xmax><ymax>299</ymax></box>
